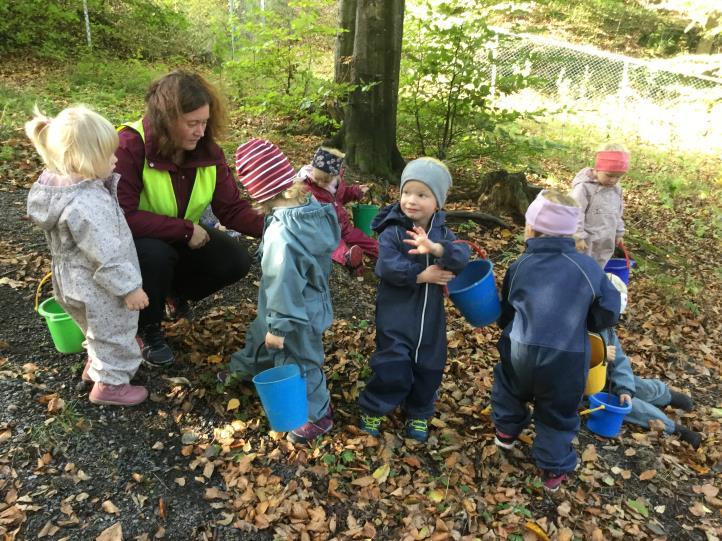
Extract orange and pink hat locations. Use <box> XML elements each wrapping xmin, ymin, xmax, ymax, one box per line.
<box><xmin>235</xmin><ymin>138</ymin><xmax>297</xmax><ymax>203</ymax></box>
<box><xmin>594</xmin><ymin>150</ymin><xmax>630</xmax><ymax>173</ymax></box>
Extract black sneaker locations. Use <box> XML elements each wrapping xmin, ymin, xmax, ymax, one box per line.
<box><xmin>139</xmin><ymin>324</ymin><xmax>175</xmax><ymax>367</ymax></box>
<box><xmin>675</xmin><ymin>424</ymin><xmax>702</xmax><ymax>449</ymax></box>
<box><xmin>668</xmin><ymin>390</ymin><xmax>693</xmax><ymax>412</ymax></box>
<box><xmin>165</xmin><ymin>297</ymin><xmax>194</xmax><ymax>321</ymax></box>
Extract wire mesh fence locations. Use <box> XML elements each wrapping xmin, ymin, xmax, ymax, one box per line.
<box><xmin>488</xmin><ymin>28</ymin><xmax>722</xmax><ymax>152</ymax></box>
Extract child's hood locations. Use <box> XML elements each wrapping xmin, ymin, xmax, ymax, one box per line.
<box><xmin>371</xmin><ymin>202</ymin><xmax>447</xmax><ymax>234</ymax></box>
<box><xmin>27</xmin><ymin>171</ymin><xmax>117</xmax><ymax>231</ymax></box>
<box><xmin>571</xmin><ymin>167</ymin><xmax>597</xmax><ymax>189</ymax></box>
<box><xmin>268</xmin><ymin>196</ymin><xmax>340</xmax><ymax>255</ymax></box>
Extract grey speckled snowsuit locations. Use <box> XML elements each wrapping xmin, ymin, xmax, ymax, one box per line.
<box><xmin>27</xmin><ymin>172</ymin><xmax>143</xmax><ymax>385</ymax></box>
<box><xmin>571</xmin><ymin>167</ymin><xmax>625</xmax><ymax>268</ymax></box>
<box><xmin>229</xmin><ymin>197</ymin><xmax>340</xmax><ymax>422</ymax></box>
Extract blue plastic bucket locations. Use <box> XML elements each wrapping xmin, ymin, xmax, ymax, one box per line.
<box><xmin>604</xmin><ymin>258</ymin><xmax>635</xmax><ymax>285</ymax></box>
<box><xmin>586</xmin><ymin>392</ymin><xmax>632</xmax><ymax>437</ymax></box>
<box><xmin>252</xmin><ymin>364</ymin><xmax>307</xmax><ymax>432</ymax></box>
<box><xmin>447</xmin><ymin>259</ymin><xmax>501</xmax><ymax>327</ymax></box>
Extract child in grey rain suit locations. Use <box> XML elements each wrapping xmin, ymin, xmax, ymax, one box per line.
<box><xmin>25</xmin><ymin>106</ymin><xmax>148</xmax><ymax>406</ymax></box>
<box><xmin>229</xmin><ymin>139</ymin><xmax>340</xmax><ymax>444</ymax></box>
<box><xmin>571</xmin><ymin>144</ymin><xmax>629</xmax><ymax>268</ymax></box>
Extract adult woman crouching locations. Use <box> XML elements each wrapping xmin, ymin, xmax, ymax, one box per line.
<box><xmin>115</xmin><ymin>70</ymin><xmax>263</xmax><ymax>367</ymax></box>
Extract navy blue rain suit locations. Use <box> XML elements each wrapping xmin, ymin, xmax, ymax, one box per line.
<box><xmin>491</xmin><ymin>236</ymin><xmax>621</xmax><ymax>474</ymax></box>
<box><xmin>358</xmin><ymin>204</ymin><xmax>470</xmax><ymax>419</ymax></box>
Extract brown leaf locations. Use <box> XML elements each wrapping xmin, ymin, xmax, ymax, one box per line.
<box><xmin>557</xmin><ymin>501</ymin><xmax>572</xmax><ymax>517</ymax></box>
<box><xmin>689</xmin><ymin>501</ymin><xmax>711</xmax><ymax>517</ymax></box>
<box><xmin>96</xmin><ymin>522</ymin><xmax>123</xmax><ymax>541</ymax></box>
<box><xmin>351</xmin><ymin>476</ymin><xmax>376</xmax><ymax>487</ymax></box>
<box><xmin>158</xmin><ymin>497</ymin><xmax>166</xmax><ymax>521</ymax></box>
<box><xmin>37</xmin><ymin>520</ymin><xmax>59</xmax><ymax>538</ymax></box>
<box><xmin>639</xmin><ymin>470</ymin><xmax>656</xmax><ymax>481</ymax></box>
<box><xmin>102</xmin><ymin>500</ymin><xmax>120</xmax><ymax>514</ymax></box>
<box><xmin>557</xmin><ymin>527</ymin><xmax>574</xmax><ymax>541</ymax></box>
<box><xmin>581</xmin><ymin>444</ymin><xmax>597</xmax><ymax>463</ymax></box>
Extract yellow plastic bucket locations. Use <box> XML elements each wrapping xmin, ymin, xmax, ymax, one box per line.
<box><xmin>35</xmin><ymin>273</ymin><xmax>85</xmax><ymax>354</ymax></box>
<box><xmin>584</xmin><ymin>332</ymin><xmax>607</xmax><ymax>396</ymax></box>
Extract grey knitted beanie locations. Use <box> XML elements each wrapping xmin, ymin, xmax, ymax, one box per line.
<box><xmin>399</xmin><ymin>157</ymin><xmax>452</xmax><ymax>207</ymax></box>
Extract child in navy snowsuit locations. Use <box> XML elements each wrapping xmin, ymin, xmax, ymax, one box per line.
<box><xmin>358</xmin><ymin>158</ymin><xmax>470</xmax><ymax>442</ymax></box>
<box><xmin>491</xmin><ymin>190</ymin><xmax>621</xmax><ymax>492</ymax></box>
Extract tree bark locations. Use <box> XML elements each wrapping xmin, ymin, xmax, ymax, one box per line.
<box><xmin>333</xmin><ymin>0</ymin><xmax>406</xmax><ymax>182</ymax></box>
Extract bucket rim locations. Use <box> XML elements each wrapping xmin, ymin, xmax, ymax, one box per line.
<box><xmin>589</xmin><ymin>391</ymin><xmax>632</xmax><ymax>414</ymax></box>
<box><xmin>447</xmin><ymin>259</ymin><xmax>494</xmax><ymax>296</ymax></box>
<box><xmin>353</xmin><ymin>203</ymin><xmax>380</xmax><ymax>211</ymax></box>
<box><xmin>37</xmin><ymin>297</ymin><xmax>73</xmax><ymax>321</ymax></box>
<box><xmin>604</xmin><ymin>258</ymin><xmax>636</xmax><ymax>269</ymax></box>
<box><xmin>252</xmin><ymin>363</ymin><xmax>301</xmax><ymax>385</ymax></box>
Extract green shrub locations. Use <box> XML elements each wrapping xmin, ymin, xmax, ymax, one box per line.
<box><xmin>398</xmin><ymin>0</ymin><xmax>543</xmax><ymax>167</ymax></box>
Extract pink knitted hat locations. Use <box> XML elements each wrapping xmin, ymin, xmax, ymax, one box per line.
<box><xmin>235</xmin><ymin>138</ymin><xmax>297</xmax><ymax>202</ymax></box>
<box><xmin>594</xmin><ymin>151</ymin><xmax>630</xmax><ymax>173</ymax></box>
<box><xmin>525</xmin><ymin>190</ymin><xmax>580</xmax><ymax>236</ymax></box>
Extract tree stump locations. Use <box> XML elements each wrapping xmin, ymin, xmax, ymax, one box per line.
<box><xmin>476</xmin><ymin>170</ymin><xmax>542</xmax><ymax>223</ymax></box>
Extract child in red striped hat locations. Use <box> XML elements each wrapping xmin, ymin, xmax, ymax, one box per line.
<box><xmin>228</xmin><ymin>138</ymin><xmax>341</xmax><ymax>444</ymax></box>
<box><xmin>571</xmin><ymin>143</ymin><xmax>630</xmax><ymax>268</ymax></box>
<box><xmin>298</xmin><ymin>146</ymin><xmax>378</xmax><ymax>275</ymax></box>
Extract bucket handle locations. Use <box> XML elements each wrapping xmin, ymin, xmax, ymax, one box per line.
<box><xmin>34</xmin><ymin>272</ymin><xmax>53</xmax><ymax>312</ymax></box>
<box><xmin>616</xmin><ymin>240</ymin><xmax>631</xmax><ymax>269</ymax></box>
<box><xmin>579</xmin><ymin>405</ymin><xmax>605</xmax><ymax>416</ymax></box>
<box><xmin>443</xmin><ymin>240</ymin><xmax>488</xmax><ymax>296</ymax></box>
<box><xmin>453</xmin><ymin>239</ymin><xmax>487</xmax><ymax>260</ymax></box>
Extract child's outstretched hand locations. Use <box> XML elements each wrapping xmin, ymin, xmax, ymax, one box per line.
<box><xmin>404</xmin><ymin>226</ymin><xmax>443</xmax><ymax>257</ymax></box>
<box><xmin>619</xmin><ymin>393</ymin><xmax>632</xmax><ymax>406</ymax></box>
<box><xmin>417</xmin><ymin>264</ymin><xmax>454</xmax><ymax>286</ymax></box>
<box><xmin>575</xmin><ymin>238</ymin><xmax>587</xmax><ymax>252</ymax></box>
<box><xmin>359</xmin><ymin>184</ymin><xmax>370</xmax><ymax>195</ymax></box>
<box><xmin>265</xmin><ymin>332</ymin><xmax>285</xmax><ymax>350</ymax></box>
<box><xmin>125</xmin><ymin>288</ymin><xmax>149</xmax><ymax>311</ymax></box>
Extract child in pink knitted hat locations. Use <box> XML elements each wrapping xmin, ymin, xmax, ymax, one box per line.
<box><xmin>491</xmin><ymin>190</ymin><xmax>621</xmax><ymax>492</ymax></box>
<box><xmin>571</xmin><ymin>143</ymin><xmax>630</xmax><ymax>268</ymax></box>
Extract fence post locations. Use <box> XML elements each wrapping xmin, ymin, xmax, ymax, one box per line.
<box><xmin>619</xmin><ymin>60</ymin><xmax>629</xmax><ymax>109</ymax></box>
<box><xmin>490</xmin><ymin>33</ymin><xmax>499</xmax><ymax>99</ymax></box>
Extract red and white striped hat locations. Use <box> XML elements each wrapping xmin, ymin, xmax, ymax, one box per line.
<box><xmin>235</xmin><ymin>138</ymin><xmax>297</xmax><ymax>202</ymax></box>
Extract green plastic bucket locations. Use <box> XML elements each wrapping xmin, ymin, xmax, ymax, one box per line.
<box><xmin>37</xmin><ymin>297</ymin><xmax>85</xmax><ymax>354</ymax></box>
<box><xmin>352</xmin><ymin>204</ymin><xmax>380</xmax><ymax>236</ymax></box>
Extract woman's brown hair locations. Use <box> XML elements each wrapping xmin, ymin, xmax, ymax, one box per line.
<box><xmin>145</xmin><ymin>70</ymin><xmax>228</xmax><ymax>158</ymax></box>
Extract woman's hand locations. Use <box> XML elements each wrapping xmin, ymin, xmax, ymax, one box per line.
<box><xmin>188</xmin><ymin>224</ymin><xmax>210</xmax><ymax>249</ymax></box>
<box><xmin>417</xmin><ymin>264</ymin><xmax>454</xmax><ymax>285</ymax></box>
<box><xmin>265</xmin><ymin>332</ymin><xmax>285</xmax><ymax>350</ymax></box>
<box><xmin>404</xmin><ymin>226</ymin><xmax>443</xmax><ymax>257</ymax></box>
<box><xmin>125</xmin><ymin>288</ymin><xmax>149</xmax><ymax>310</ymax></box>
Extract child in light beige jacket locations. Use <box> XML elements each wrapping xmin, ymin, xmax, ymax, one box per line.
<box><xmin>571</xmin><ymin>143</ymin><xmax>629</xmax><ymax>268</ymax></box>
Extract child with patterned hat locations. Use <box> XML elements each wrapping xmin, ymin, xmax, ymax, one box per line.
<box><xmin>228</xmin><ymin>138</ymin><xmax>341</xmax><ymax>444</ymax></box>
<box><xmin>298</xmin><ymin>146</ymin><xmax>378</xmax><ymax>275</ymax></box>
<box><xmin>571</xmin><ymin>143</ymin><xmax>630</xmax><ymax>268</ymax></box>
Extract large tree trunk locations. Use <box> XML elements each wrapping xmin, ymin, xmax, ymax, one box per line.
<box><xmin>332</xmin><ymin>0</ymin><xmax>406</xmax><ymax>182</ymax></box>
